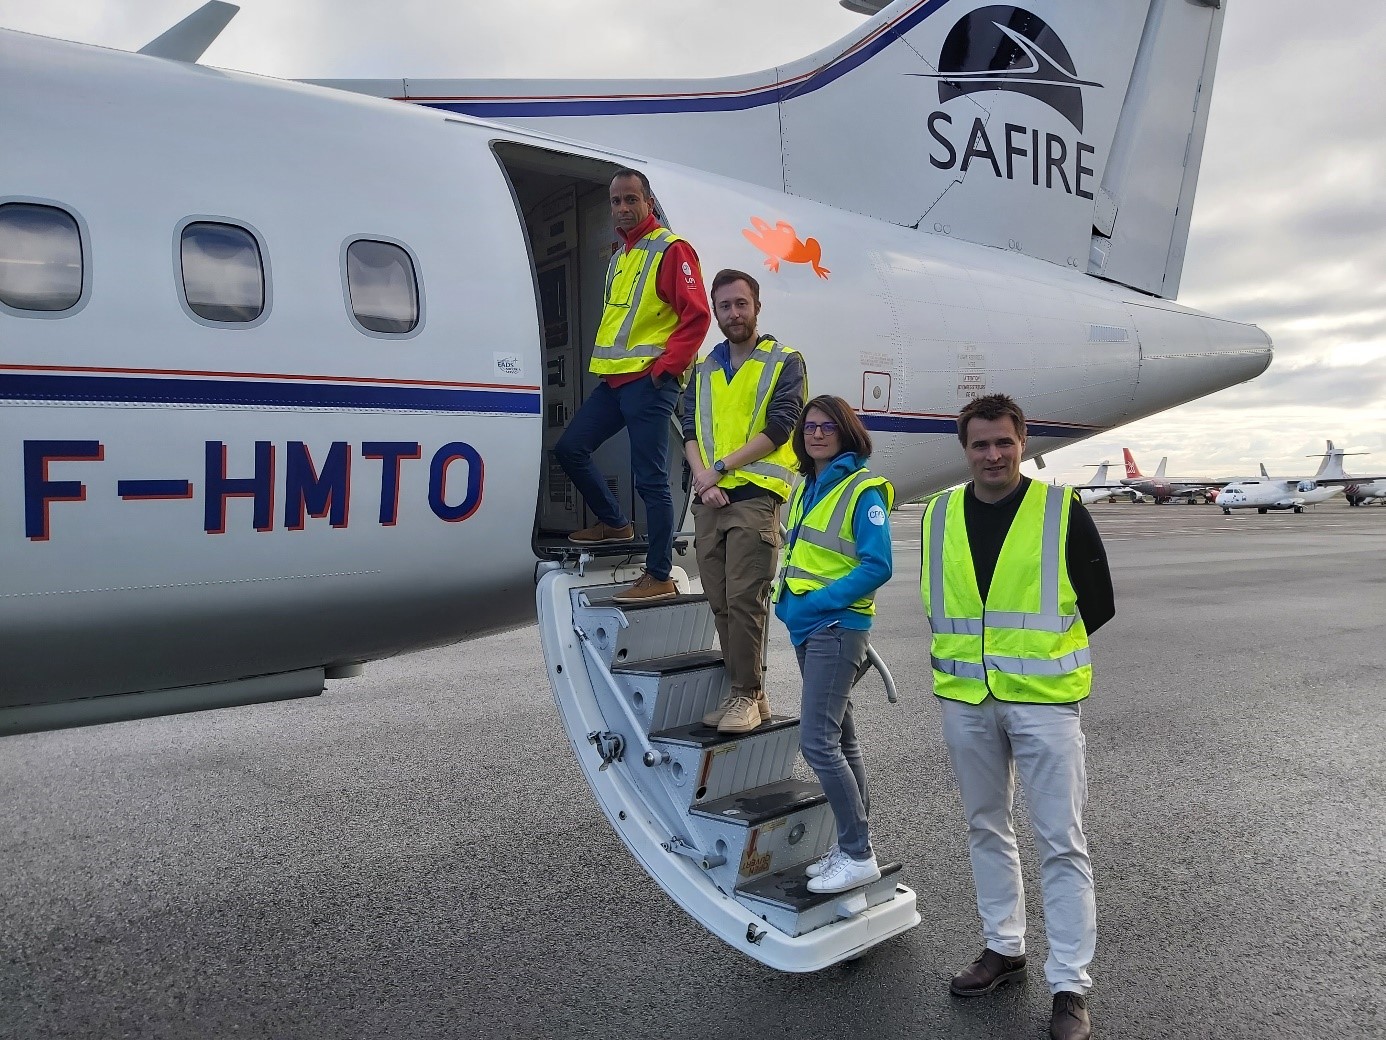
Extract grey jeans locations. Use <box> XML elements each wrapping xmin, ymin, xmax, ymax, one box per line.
<box><xmin>796</xmin><ymin>625</ymin><xmax>872</xmax><ymax>860</ymax></box>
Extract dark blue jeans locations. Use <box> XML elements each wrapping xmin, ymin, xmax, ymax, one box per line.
<box><xmin>554</xmin><ymin>373</ymin><xmax>680</xmax><ymax>581</ymax></box>
<box><xmin>796</xmin><ymin>625</ymin><xmax>873</xmax><ymax>860</ymax></box>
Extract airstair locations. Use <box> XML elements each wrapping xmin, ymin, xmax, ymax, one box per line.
<box><xmin>536</xmin><ymin>559</ymin><xmax>919</xmax><ymax>971</ymax></box>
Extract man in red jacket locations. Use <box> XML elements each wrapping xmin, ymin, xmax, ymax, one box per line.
<box><xmin>556</xmin><ymin>169</ymin><xmax>711</xmax><ymax>603</ymax></box>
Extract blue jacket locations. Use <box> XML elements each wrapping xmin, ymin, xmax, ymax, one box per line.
<box><xmin>774</xmin><ymin>452</ymin><xmax>894</xmax><ymax>646</ymax></box>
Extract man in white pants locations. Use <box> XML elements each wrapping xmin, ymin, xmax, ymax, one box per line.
<box><xmin>920</xmin><ymin>394</ymin><xmax>1114</xmax><ymax>1040</ymax></box>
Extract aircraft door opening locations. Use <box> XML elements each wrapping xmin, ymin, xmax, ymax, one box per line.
<box><xmin>492</xmin><ymin>141</ymin><xmax>692</xmax><ymax>562</ymax></box>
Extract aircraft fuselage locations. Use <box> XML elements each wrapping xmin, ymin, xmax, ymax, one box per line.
<box><xmin>0</xmin><ymin>28</ymin><xmax>1271</xmax><ymax>713</ymax></box>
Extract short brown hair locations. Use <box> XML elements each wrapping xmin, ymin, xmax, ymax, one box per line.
<box><xmin>957</xmin><ymin>393</ymin><xmax>1026</xmax><ymax>445</ymax></box>
<box><xmin>709</xmin><ymin>269</ymin><xmax>760</xmax><ymax>306</ymax></box>
<box><xmin>793</xmin><ymin>395</ymin><xmax>873</xmax><ymax>477</ymax></box>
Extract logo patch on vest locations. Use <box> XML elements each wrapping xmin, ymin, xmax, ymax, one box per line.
<box><xmin>867</xmin><ymin>504</ymin><xmax>887</xmax><ymax>526</ymax></box>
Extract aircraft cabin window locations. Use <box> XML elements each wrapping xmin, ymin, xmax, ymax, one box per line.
<box><xmin>346</xmin><ymin>239</ymin><xmax>418</xmax><ymax>334</ymax></box>
<box><xmin>180</xmin><ymin>222</ymin><xmax>265</xmax><ymax>323</ymax></box>
<box><xmin>0</xmin><ymin>203</ymin><xmax>83</xmax><ymax>312</ymax></box>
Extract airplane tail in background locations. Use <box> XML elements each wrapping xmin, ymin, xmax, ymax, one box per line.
<box><xmin>1155</xmin><ymin>456</ymin><xmax>1168</xmax><ymax>478</ymax></box>
<box><xmin>1314</xmin><ymin>440</ymin><xmax>1350</xmax><ymax>479</ymax></box>
<box><xmin>320</xmin><ymin>0</ymin><xmax>1228</xmax><ymax>297</ymax></box>
<box><xmin>1123</xmin><ymin>448</ymin><xmax>1142</xmax><ymax>479</ymax></box>
<box><xmin>1089</xmin><ymin>462</ymin><xmax>1111</xmax><ymax>484</ymax></box>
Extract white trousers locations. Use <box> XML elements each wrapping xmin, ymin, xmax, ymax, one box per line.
<box><xmin>941</xmin><ymin>696</ymin><xmax>1095</xmax><ymax>994</ymax></box>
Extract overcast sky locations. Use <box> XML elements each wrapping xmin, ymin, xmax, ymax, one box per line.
<box><xmin>4</xmin><ymin>0</ymin><xmax>1383</xmax><ymax>484</ymax></box>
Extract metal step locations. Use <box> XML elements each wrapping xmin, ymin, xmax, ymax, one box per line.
<box><xmin>687</xmin><ymin>778</ymin><xmax>835</xmax><ymax>895</ymax></box>
<box><xmin>573</xmin><ymin>591</ymin><xmax>716</xmax><ymax>668</ymax></box>
<box><xmin>737</xmin><ymin>862</ymin><xmax>906</xmax><ymax>938</ymax></box>
<box><xmin>612</xmin><ymin>649</ymin><xmax>728</xmax><ymax>733</ymax></box>
<box><xmin>648</xmin><ymin>715</ymin><xmax>801</xmax><ymax>809</ymax></box>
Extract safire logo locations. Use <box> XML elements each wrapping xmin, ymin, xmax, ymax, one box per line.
<box><xmin>918</xmin><ymin>6</ymin><xmax>1100</xmax><ymax>132</ymax></box>
<box><xmin>918</xmin><ymin>7</ymin><xmax>1101</xmax><ymax>201</ymax></box>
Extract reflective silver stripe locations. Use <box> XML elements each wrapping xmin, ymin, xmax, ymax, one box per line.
<box><xmin>782</xmin><ymin>565</ymin><xmax>826</xmax><ymax>584</ymax></box>
<box><xmin>1041</xmin><ymin>483</ymin><xmax>1066</xmax><ymax>617</ymax></box>
<box><xmin>743</xmin><ymin>459</ymin><xmax>794</xmax><ymax>484</ymax></box>
<box><xmin>927</xmin><ymin>485</ymin><xmax>1075</xmax><ymax>635</ymax></box>
<box><xmin>795</xmin><ymin>525</ymin><xmax>855</xmax><ymax>556</ymax></box>
<box><xmin>926</xmin><ymin>490</ymin><xmax>953</xmax><ymax>622</ymax></box>
<box><xmin>929</xmin><ymin>616</ymin><xmax>984</xmax><ymax>635</ymax></box>
<box><xmin>748</xmin><ymin>342</ymin><xmax>790</xmax><ymax>424</ymax></box>
<box><xmin>825</xmin><ymin>471</ymin><xmax>872</xmax><ymax>543</ymax></box>
<box><xmin>985</xmin><ymin>610</ymin><xmax>1078</xmax><ymax>633</ymax></box>
<box><xmin>599</xmin><ymin>230</ymin><xmax>676</xmax><ymax>355</ymax></box>
<box><xmin>695</xmin><ymin>340</ymin><xmax>792</xmax><ymax>472</ymax></box>
<box><xmin>984</xmin><ymin>648</ymin><xmax>1092</xmax><ymax>676</ymax></box>
<box><xmin>931</xmin><ymin>656</ymin><xmax>987</xmax><ymax>680</ymax></box>
<box><xmin>591</xmin><ymin>342</ymin><xmax>665</xmax><ymax>361</ymax></box>
<box><xmin>696</xmin><ymin>358</ymin><xmax>716</xmax><ymax>461</ymax></box>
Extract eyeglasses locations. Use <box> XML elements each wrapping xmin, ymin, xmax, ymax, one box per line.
<box><xmin>802</xmin><ymin>421</ymin><xmax>838</xmax><ymax>436</ymax></box>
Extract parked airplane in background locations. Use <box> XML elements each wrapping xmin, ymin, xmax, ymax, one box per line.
<box><xmin>1218</xmin><ymin>474</ymin><xmax>1340</xmax><ymax>515</ymax></box>
<box><xmin>1217</xmin><ymin>442</ymin><xmax>1381</xmax><ymax>514</ymax></box>
<box><xmin>1</xmin><ymin>0</ymin><xmax>1272</xmax><ymax>970</ymax></box>
<box><xmin>1120</xmin><ymin>448</ymin><xmax>1226</xmax><ymax>504</ymax></box>
<box><xmin>1073</xmin><ymin>461</ymin><xmax>1143</xmax><ymax>505</ymax></box>
<box><xmin>1313</xmin><ymin>440</ymin><xmax>1386</xmax><ymax>506</ymax></box>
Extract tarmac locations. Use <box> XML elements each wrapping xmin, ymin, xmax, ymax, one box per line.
<box><xmin>2</xmin><ymin>499</ymin><xmax>1383</xmax><ymax>1040</ymax></box>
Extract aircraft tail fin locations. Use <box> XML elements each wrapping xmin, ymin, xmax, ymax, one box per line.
<box><xmin>1122</xmin><ymin>448</ymin><xmax>1141</xmax><ymax>479</ymax></box>
<box><xmin>1155</xmin><ymin>456</ymin><xmax>1168</xmax><ymax>478</ymax></box>
<box><xmin>325</xmin><ymin>0</ymin><xmax>1227</xmax><ymax>296</ymax></box>
<box><xmin>1260</xmin><ymin>463</ymin><xmax>1270</xmax><ymax>478</ymax></box>
<box><xmin>138</xmin><ymin>1</ymin><xmax>238</xmax><ymax>63</ymax></box>
<box><xmin>1090</xmin><ymin>462</ymin><xmax>1110</xmax><ymax>485</ymax></box>
<box><xmin>1313</xmin><ymin>440</ymin><xmax>1353</xmax><ymax>480</ymax></box>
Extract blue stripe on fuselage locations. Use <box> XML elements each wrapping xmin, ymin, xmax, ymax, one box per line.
<box><xmin>0</xmin><ymin>373</ymin><xmax>542</xmax><ymax>415</ymax></box>
<box><xmin>4</xmin><ymin>374</ymin><xmax>1091</xmax><ymax>438</ymax></box>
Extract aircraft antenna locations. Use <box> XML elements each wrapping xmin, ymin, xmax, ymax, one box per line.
<box><xmin>138</xmin><ymin>2</ymin><xmax>239</xmax><ymax>63</ymax></box>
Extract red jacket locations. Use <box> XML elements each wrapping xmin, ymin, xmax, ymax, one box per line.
<box><xmin>604</xmin><ymin>213</ymin><xmax>711</xmax><ymax>388</ymax></box>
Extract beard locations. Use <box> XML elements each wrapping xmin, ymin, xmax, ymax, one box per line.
<box><xmin>718</xmin><ymin>318</ymin><xmax>757</xmax><ymax>345</ymax></box>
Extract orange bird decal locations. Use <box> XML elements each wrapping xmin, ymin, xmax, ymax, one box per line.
<box><xmin>742</xmin><ymin>217</ymin><xmax>830</xmax><ymax>279</ymax></box>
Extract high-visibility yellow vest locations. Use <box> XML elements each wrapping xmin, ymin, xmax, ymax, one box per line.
<box><xmin>775</xmin><ymin>467</ymin><xmax>894</xmax><ymax>615</ymax></box>
<box><xmin>692</xmin><ymin>337</ymin><xmax>801</xmax><ymax>501</ymax></box>
<box><xmin>591</xmin><ymin>227</ymin><xmax>685</xmax><ymax>376</ymax></box>
<box><xmin>920</xmin><ymin>480</ymin><xmax>1092</xmax><ymax>705</ymax></box>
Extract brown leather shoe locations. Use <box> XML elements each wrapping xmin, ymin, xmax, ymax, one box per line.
<box><xmin>569</xmin><ymin>521</ymin><xmax>635</xmax><ymax>545</ymax></box>
<box><xmin>1049</xmin><ymin>992</ymin><xmax>1091</xmax><ymax>1040</ymax></box>
<box><xmin>611</xmin><ymin>571</ymin><xmax>677</xmax><ymax>604</ymax></box>
<box><xmin>949</xmin><ymin>948</ymin><xmax>1027</xmax><ymax>996</ymax></box>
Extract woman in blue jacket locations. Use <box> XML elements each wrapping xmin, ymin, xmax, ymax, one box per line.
<box><xmin>775</xmin><ymin>395</ymin><xmax>894</xmax><ymax>894</ymax></box>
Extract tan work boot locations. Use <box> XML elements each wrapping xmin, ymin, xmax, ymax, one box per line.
<box><xmin>716</xmin><ymin>690</ymin><xmax>771</xmax><ymax>734</ymax></box>
<box><xmin>611</xmin><ymin>571</ymin><xmax>677</xmax><ymax>604</ymax></box>
<box><xmin>569</xmin><ymin>521</ymin><xmax>635</xmax><ymax>545</ymax></box>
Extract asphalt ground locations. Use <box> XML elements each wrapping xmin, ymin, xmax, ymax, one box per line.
<box><xmin>3</xmin><ymin>499</ymin><xmax>1383</xmax><ymax>1040</ymax></box>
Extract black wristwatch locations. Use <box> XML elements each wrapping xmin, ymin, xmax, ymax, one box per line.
<box><xmin>713</xmin><ymin>459</ymin><xmax>727</xmax><ymax>474</ymax></box>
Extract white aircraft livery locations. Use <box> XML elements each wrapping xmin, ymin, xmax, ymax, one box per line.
<box><xmin>2</xmin><ymin>0</ymin><xmax>1270</xmax><ymax>971</ymax></box>
<box><xmin>1218</xmin><ymin>443</ymin><xmax>1379</xmax><ymax>514</ymax></box>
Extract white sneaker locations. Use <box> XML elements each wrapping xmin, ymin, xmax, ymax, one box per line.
<box><xmin>806</xmin><ymin>851</ymin><xmax>880</xmax><ymax>894</ymax></box>
<box><xmin>805</xmin><ymin>845</ymin><xmax>842</xmax><ymax>879</ymax></box>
